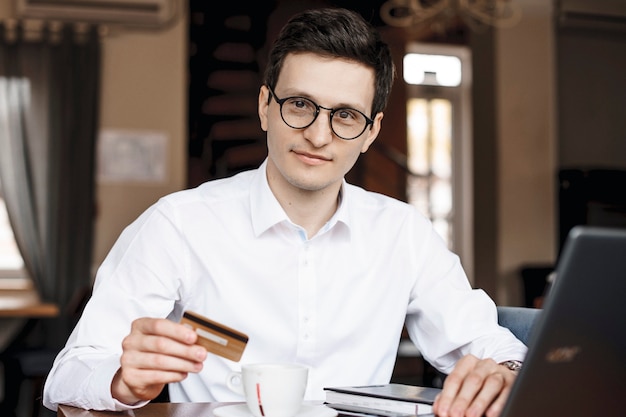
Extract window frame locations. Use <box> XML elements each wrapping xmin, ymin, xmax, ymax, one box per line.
<box><xmin>404</xmin><ymin>42</ymin><xmax>474</xmax><ymax>284</ymax></box>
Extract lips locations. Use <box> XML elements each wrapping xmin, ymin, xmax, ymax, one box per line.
<box><xmin>292</xmin><ymin>150</ymin><xmax>331</xmax><ymax>165</ymax></box>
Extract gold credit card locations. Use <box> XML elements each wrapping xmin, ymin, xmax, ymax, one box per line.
<box><xmin>180</xmin><ymin>311</ymin><xmax>249</xmax><ymax>362</ymax></box>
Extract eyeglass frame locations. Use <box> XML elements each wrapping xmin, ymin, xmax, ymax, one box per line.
<box><xmin>267</xmin><ymin>85</ymin><xmax>375</xmax><ymax>140</ymax></box>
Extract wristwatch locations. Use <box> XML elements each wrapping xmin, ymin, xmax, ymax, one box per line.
<box><xmin>499</xmin><ymin>360</ymin><xmax>523</xmax><ymax>373</ymax></box>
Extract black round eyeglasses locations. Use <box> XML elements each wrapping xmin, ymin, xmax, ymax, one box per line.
<box><xmin>267</xmin><ymin>86</ymin><xmax>374</xmax><ymax>140</ymax></box>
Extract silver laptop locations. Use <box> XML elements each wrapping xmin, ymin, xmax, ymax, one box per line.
<box><xmin>501</xmin><ymin>225</ymin><xmax>626</xmax><ymax>416</ymax></box>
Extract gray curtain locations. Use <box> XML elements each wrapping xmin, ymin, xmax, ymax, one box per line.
<box><xmin>0</xmin><ymin>21</ymin><xmax>100</xmax><ymax>346</ymax></box>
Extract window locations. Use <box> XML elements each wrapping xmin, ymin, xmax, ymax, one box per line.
<box><xmin>0</xmin><ymin>180</ymin><xmax>25</xmax><ymax>277</ymax></box>
<box><xmin>407</xmin><ymin>97</ymin><xmax>453</xmax><ymax>239</ymax></box>
<box><xmin>404</xmin><ymin>43</ymin><xmax>474</xmax><ymax>282</ymax></box>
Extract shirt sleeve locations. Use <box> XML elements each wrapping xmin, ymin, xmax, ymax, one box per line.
<box><xmin>43</xmin><ymin>347</ymin><xmax>149</xmax><ymax>411</ymax></box>
<box><xmin>404</xmin><ymin>224</ymin><xmax>527</xmax><ymax>375</ymax></box>
<box><xmin>43</xmin><ymin>200</ymin><xmax>186</xmax><ymax>411</ymax></box>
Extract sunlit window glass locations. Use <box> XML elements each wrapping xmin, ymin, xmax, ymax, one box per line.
<box><xmin>406</xmin><ymin>97</ymin><xmax>453</xmax><ymax>247</ymax></box>
<box><xmin>0</xmin><ymin>79</ymin><xmax>27</xmax><ymax>273</ymax></box>
<box><xmin>0</xmin><ymin>191</ymin><xmax>24</xmax><ymax>270</ymax></box>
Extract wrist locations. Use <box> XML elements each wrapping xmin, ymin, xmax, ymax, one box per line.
<box><xmin>111</xmin><ymin>369</ymin><xmax>142</xmax><ymax>406</ymax></box>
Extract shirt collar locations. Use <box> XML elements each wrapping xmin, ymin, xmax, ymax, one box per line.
<box><xmin>250</xmin><ymin>159</ymin><xmax>351</xmax><ymax>240</ymax></box>
<box><xmin>250</xmin><ymin>159</ymin><xmax>288</xmax><ymax>237</ymax></box>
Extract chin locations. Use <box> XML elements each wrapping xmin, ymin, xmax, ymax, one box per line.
<box><xmin>289</xmin><ymin>174</ymin><xmax>339</xmax><ymax>192</ymax></box>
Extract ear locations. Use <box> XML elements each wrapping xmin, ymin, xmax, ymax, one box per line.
<box><xmin>360</xmin><ymin>112</ymin><xmax>384</xmax><ymax>153</ymax></box>
<box><xmin>258</xmin><ymin>85</ymin><xmax>270</xmax><ymax>132</ymax></box>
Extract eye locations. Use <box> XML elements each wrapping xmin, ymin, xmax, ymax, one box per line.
<box><xmin>334</xmin><ymin>108</ymin><xmax>362</xmax><ymax>125</ymax></box>
<box><xmin>285</xmin><ymin>97</ymin><xmax>315</xmax><ymax>112</ymax></box>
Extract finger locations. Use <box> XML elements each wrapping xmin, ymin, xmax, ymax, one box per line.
<box><xmin>433</xmin><ymin>355</ymin><xmax>479</xmax><ymax>417</ymax></box>
<box><xmin>131</xmin><ymin>317</ymin><xmax>198</xmax><ymax>345</ymax></box>
<box><xmin>485</xmin><ymin>384</ymin><xmax>512</xmax><ymax>417</ymax></box>
<box><xmin>121</xmin><ymin>348</ymin><xmax>204</xmax><ymax>374</ymax></box>
<box><xmin>124</xmin><ymin>318</ymin><xmax>208</xmax><ymax>363</ymax></box>
<box><xmin>123</xmin><ymin>366</ymin><xmax>189</xmax><ymax>386</ymax></box>
<box><xmin>119</xmin><ymin>367</ymin><xmax>189</xmax><ymax>401</ymax></box>
<box><xmin>464</xmin><ymin>372</ymin><xmax>506</xmax><ymax>417</ymax></box>
<box><xmin>484</xmin><ymin>370</ymin><xmax>516</xmax><ymax>417</ymax></box>
<box><xmin>123</xmin><ymin>332</ymin><xmax>207</xmax><ymax>362</ymax></box>
<box><xmin>448</xmin><ymin>359</ymin><xmax>500</xmax><ymax>416</ymax></box>
<box><xmin>117</xmin><ymin>349</ymin><xmax>204</xmax><ymax>403</ymax></box>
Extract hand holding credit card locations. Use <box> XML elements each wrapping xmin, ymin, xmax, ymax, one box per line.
<box><xmin>180</xmin><ymin>310</ymin><xmax>249</xmax><ymax>362</ymax></box>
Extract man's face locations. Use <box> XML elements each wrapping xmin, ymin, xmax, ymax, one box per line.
<box><xmin>258</xmin><ymin>52</ymin><xmax>383</xmax><ymax>195</ymax></box>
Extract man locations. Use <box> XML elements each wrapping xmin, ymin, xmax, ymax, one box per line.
<box><xmin>44</xmin><ymin>8</ymin><xmax>526</xmax><ymax>417</ymax></box>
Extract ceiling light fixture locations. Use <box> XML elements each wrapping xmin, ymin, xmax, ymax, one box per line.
<box><xmin>380</xmin><ymin>0</ymin><xmax>522</xmax><ymax>32</ymax></box>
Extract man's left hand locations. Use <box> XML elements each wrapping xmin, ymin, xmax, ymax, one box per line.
<box><xmin>431</xmin><ymin>354</ymin><xmax>517</xmax><ymax>417</ymax></box>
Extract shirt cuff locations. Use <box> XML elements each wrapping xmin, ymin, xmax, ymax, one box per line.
<box><xmin>89</xmin><ymin>355</ymin><xmax>150</xmax><ymax>411</ymax></box>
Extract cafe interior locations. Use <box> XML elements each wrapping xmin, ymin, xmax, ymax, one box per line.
<box><xmin>0</xmin><ymin>0</ymin><xmax>624</xmax><ymax>416</ymax></box>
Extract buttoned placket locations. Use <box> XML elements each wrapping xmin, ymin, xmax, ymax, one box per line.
<box><xmin>296</xmin><ymin>238</ymin><xmax>317</xmax><ymax>359</ymax></box>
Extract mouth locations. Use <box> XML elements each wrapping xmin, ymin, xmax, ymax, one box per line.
<box><xmin>292</xmin><ymin>150</ymin><xmax>331</xmax><ymax>165</ymax></box>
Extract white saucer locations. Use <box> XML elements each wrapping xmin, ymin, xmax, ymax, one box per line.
<box><xmin>214</xmin><ymin>404</ymin><xmax>338</xmax><ymax>417</ymax></box>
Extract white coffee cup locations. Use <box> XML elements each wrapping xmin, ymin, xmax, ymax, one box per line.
<box><xmin>226</xmin><ymin>363</ymin><xmax>309</xmax><ymax>417</ymax></box>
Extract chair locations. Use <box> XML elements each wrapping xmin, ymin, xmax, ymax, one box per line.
<box><xmin>496</xmin><ymin>306</ymin><xmax>541</xmax><ymax>345</ymax></box>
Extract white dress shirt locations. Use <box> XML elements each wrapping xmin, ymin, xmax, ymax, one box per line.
<box><xmin>43</xmin><ymin>160</ymin><xmax>526</xmax><ymax>411</ymax></box>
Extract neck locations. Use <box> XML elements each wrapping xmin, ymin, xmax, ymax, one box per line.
<box><xmin>266</xmin><ymin>164</ymin><xmax>341</xmax><ymax>239</ymax></box>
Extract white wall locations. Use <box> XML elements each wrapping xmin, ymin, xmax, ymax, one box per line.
<box><xmin>94</xmin><ymin>12</ymin><xmax>188</xmax><ymax>267</ymax></box>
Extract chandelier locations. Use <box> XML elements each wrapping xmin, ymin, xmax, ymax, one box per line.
<box><xmin>380</xmin><ymin>0</ymin><xmax>522</xmax><ymax>32</ymax></box>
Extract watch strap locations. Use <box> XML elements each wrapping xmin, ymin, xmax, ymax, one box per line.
<box><xmin>499</xmin><ymin>360</ymin><xmax>523</xmax><ymax>372</ymax></box>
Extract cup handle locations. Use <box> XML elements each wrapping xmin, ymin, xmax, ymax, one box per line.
<box><xmin>226</xmin><ymin>371</ymin><xmax>245</xmax><ymax>395</ymax></box>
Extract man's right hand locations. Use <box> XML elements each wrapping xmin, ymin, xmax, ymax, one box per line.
<box><xmin>111</xmin><ymin>317</ymin><xmax>208</xmax><ymax>405</ymax></box>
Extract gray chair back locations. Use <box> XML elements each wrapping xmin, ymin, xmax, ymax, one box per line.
<box><xmin>496</xmin><ymin>306</ymin><xmax>542</xmax><ymax>345</ymax></box>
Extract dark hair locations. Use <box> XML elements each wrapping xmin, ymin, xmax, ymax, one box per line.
<box><xmin>263</xmin><ymin>7</ymin><xmax>396</xmax><ymax>117</ymax></box>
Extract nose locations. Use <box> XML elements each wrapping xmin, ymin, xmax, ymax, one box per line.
<box><xmin>304</xmin><ymin>107</ymin><xmax>334</xmax><ymax>147</ymax></box>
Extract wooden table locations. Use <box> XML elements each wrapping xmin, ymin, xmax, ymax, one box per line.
<box><xmin>57</xmin><ymin>402</ymin><xmax>338</xmax><ymax>417</ymax></box>
<box><xmin>0</xmin><ymin>278</ymin><xmax>59</xmax><ymax>318</ymax></box>
<box><xmin>58</xmin><ymin>402</ymin><xmax>239</xmax><ymax>417</ymax></box>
